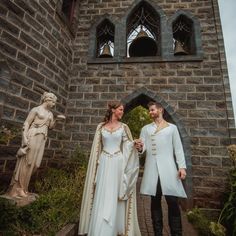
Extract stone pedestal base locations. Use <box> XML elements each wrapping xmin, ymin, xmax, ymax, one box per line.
<box><xmin>0</xmin><ymin>193</ymin><xmax>39</xmax><ymax>207</ymax></box>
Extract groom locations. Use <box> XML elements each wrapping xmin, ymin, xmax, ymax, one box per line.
<box><xmin>135</xmin><ymin>101</ymin><xmax>187</xmax><ymax>236</ymax></box>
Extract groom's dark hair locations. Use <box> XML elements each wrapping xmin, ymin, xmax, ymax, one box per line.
<box><xmin>147</xmin><ymin>101</ymin><xmax>163</xmax><ymax>109</ymax></box>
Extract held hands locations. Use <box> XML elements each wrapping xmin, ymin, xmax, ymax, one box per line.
<box><xmin>134</xmin><ymin>139</ymin><xmax>143</xmax><ymax>152</ymax></box>
<box><xmin>178</xmin><ymin>168</ymin><xmax>187</xmax><ymax>180</ymax></box>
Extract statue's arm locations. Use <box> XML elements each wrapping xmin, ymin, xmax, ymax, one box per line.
<box><xmin>22</xmin><ymin>108</ymin><xmax>37</xmax><ymax>146</ymax></box>
<box><xmin>48</xmin><ymin>112</ymin><xmax>55</xmax><ymax>129</ymax></box>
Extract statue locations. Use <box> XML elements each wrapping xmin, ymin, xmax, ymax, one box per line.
<box><xmin>5</xmin><ymin>92</ymin><xmax>65</xmax><ymax>199</ymax></box>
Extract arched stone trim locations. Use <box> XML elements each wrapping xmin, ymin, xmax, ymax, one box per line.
<box><xmin>119</xmin><ymin>0</ymin><xmax>170</xmax><ymax>58</ymax></box>
<box><xmin>121</xmin><ymin>87</ymin><xmax>193</xmax><ymax>204</ymax></box>
<box><xmin>88</xmin><ymin>14</ymin><xmax>118</xmax><ymax>59</ymax></box>
<box><xmin>167</xmin><ymin>10</ymin><xmax>203</xmax><ymax>59</ymax></box>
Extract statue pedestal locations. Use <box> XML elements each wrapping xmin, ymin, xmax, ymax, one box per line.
<box><xmin>0</xmin><ymin>193</ymin><xmax>39</xmax><ymax>207</ymax></box>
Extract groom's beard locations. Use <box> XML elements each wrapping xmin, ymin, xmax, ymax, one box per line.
<box><xmin>150</xmin><ymin>113</ymin><xmax>161</xmax><ymax>120</ymax></box>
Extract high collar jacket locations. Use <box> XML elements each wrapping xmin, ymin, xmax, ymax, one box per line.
<box><xmin>139</xmin><ymin>122</ymin><xmax>187</xmax><ymax>198</ymax></box>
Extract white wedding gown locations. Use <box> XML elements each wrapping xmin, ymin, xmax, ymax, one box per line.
<box><xmin>88</xmin><ymin>126</ymin><xmax>129</xmax><ymax>236</ymax></box>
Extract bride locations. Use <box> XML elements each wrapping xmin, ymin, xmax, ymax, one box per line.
<box><xmin>78</xmin><ymin>101</ymin><xmax>141</xmax><ymax>236</ymax></box>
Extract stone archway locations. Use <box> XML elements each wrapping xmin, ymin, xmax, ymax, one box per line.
<box><xmin>121</xmin><ymin>87</ymin><xmax>193</xmax><ymax>208</ymax></box>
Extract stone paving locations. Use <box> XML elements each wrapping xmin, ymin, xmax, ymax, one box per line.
<box><xmin>136</xmin><ymin>178</ymin><xmax>198</xmax><ymax>236</ymax></box>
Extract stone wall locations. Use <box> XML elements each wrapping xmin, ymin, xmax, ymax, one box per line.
<box><xmin>0</xmin><ymin>0</ymin><xmax>235</xmax><ymax>209</ymax></box>
<box><xmin>68</xmin><ymin>0</ymin><xmax>236</xmax><ymax>208</ymax></box>
<box><xmin>0</xmin><ymin>0</ymin><xmax>76</xmax><ymax>183</ymax></box>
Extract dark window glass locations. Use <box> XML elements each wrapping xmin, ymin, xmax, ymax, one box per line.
<box><xmin>62</xmin><ymin>0</ymin><xmax>76</xmax><ymax>24</ymax></box>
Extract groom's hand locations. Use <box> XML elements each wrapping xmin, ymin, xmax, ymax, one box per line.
<box><xmin>178</xmin><ymin>168</ymin><xmax>187</xmax><ymax>180</ymax></box>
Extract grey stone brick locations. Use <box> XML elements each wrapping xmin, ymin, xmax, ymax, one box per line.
<box><xmin>192</xmin><ymin>167</ymin><xmax>212</xmax><ymax>177</ymax></box>
<box><xmin>196</xmin><ymin>85</ymin><xmax>214</xmax><ymax>92</ymax></box>
<box><xmin>72</xmin><ymin>132</ymin><xmax>89</xmax><ymax>141</ymax></box>
<box><xmin>2</xmin><ymin>105</ymin><xmax>15</xmax><ymax>119</ymax></box>
<box><xmin>45</xmin><ymin>59</ymin><xmax>59</xmax><ymax>73</ymax></box>
<box><xmin>206</xmin><ymin>93</ymin><xmax>224</xmax><ymax>100</ymax></box>
<box><xmin>0</xmin><ymin>41</ymin><xmax>17</xmax><ymax>57</ymax></box>
<box><xmin>82</xmin><ymin>108</ymin><xmax>99</xmax><ymax>116</ymax></box>
<box><xmin>168</xmin><ymin>77</ymin><xmax>185</xmax><ymax>84</ymax></box>
<box><xmin>8</xmin><ymin>82</ymin><xmax>21</xmax><ymax>95</ymax></box>
<box><xmin>17</xmin><ymin>52</ymin><xmax>38</xmax><ymax>69</ymax></box>
<box><xmin>69</xmin><ymin>93</ymin><xmax>83</xmax><ymax>99</ymax></box>
<box><xmin>186</xmin><ymin>77</ymin><xmax>204</xmax><ymax>84</ymax></box>
<box><xmin>100</xmin><ymin>92</ymin><xmax>116</xmax><ymax>99</ymax></box>
<box><xmin>20</xmin><ymin>31</ymin><xmax>40</xmax><ymax>49</ymax></box>
<box><xmin>8</xmin><ymin>11</ymin><xmax>30</xmax><ymax>32</ymax></box>
<box><xmin>197</xmin><ymin>101</ymin><xmax>215</xmax><ymax>110</ymax></box>
<box><xmin>21</xmin><ymin>87</ymin><xmax>41</xmax><ymax>102</ymax></box>
<box><xmin>151</xmin><ymin>78</ymin><xmax>167</xmax><ymax>84</ymax></box>
<box><xmin>35</xmin><ymin>12</ymin><xmax>51</xmax><ymax>31</ymax></box>
<box><xmin>45</xmin><ymin>79</ymin><xmax>58</xmax><ymax>92</ymax></box>
<box><xmin>14</xmin><ymin>0</ymin><xmax>36</xmax><ymax>16</ymax></box>
<box><xmin>74</xmin><ymin>116</ymin><xmax>90</xmax><ymax>124</ymax></box>
<box><xmin>211</xmin><ymin>147</ymin><xmax>227</xmax><ymax>156</ymax></box>
<box><xmin>1</xmin><ymin>31</ymin><xmax>26</xmax><ymax>50</ymax></box>
<box><xmin>212</xmin><ymin>168</ymin><xmax>228</xmax><ymax>177</ymax></box>
<box><xmin>94</xmin><ymin>85</ymin><xmax>108</xmax><ymax>92</ymax></box>
<box><xmin>27</xmin><ymin>47</ymin><xmax>46</xmax><ymax>64</ymax></box>
<box><xmin>207</xmin><ymin>110</ymin><xmax>227</xmax><ymax>119</ymax></box>
<box><xmin>84</xmin><ymin>93</ymin><xmax>99</xmax><ymax>100</ymax></box>
<box><xmin>2</xmin><ymin>0</ymin><xmax>24</xmax><ymax>18</ymax></box>
<box><xmin>201</xmin><ymin>157</ymin><xmax>222</xmax><ymax>167</ymax></box>
<box><xmin>187</xmin><ymin>93</ymin><xmax>206</xmax><ymax>100</ymax></box>
<box><xmin>192</xmin><ymin>146</ymin><xmax>210</xmax><ymax>156</ymax></box>
<box><xmin>5</xmin><ymin>57</ymin><xmax>26</xmax><ymax>73</ymax></box>
<box><xmin>178</xmin><ymin>101</ymin><xmax>196</xmax><ymax>109</ymax></box>
<box><xmin>5</xmin><ymin>94</ymin><xmax>29</xmax><ymax>110</ymax></box>
<box><xmin>31</xmin><ymin>28</ymin><xmax>48</xmax><ymax>45</ymax></box>
<box><xmin>47</xmin><ymin>14</ymin><xmax>60</xmax><ymax>31</ymax></box>
<box><xmin>15</xmin><ymin>109</ymin><xmax>28</xmax><ymax>122</ymax></box>
<box><xmin>38</xmin><ymin>64</ymin><xmax>53</xmax><ymax>78</ymax></box>
<box><xmin>199</xmin><ymin>119</ymin><xmax>218</xmax><ymax>128</ymax></box>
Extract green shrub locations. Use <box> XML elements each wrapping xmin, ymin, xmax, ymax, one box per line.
<box><xmin>188</xmin><ymin>145</ymin><xmax>236</xmax><ymax>236</ymax></box>
<box><xmin>122</xmin><ymin>105</ymin><xmax>152</xmax><ymax>139</ymax></box>
<box><xmin>218</xmin><ymin>145</ymin><xmax>236</xmax><ymax>236</ymax></box>
<box><xmin>0</xmin><ymin>146</ymin><xmax>88</xmax><ymax>235</ymax></box>
<box><xmin>187</xmin><ymin>208</ymin><xmax>212</xmax><ymax>236</ymax></box>
<box><xmin>122</xmin><ymin>105</ymin><xmax>152</xmax><ymax>167</ymax></box>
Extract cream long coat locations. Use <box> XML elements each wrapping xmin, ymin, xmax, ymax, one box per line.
<box><xmin>140</xmin><ymin>122</ymin><xmax>187</xmax><ymax>198</ymax></box>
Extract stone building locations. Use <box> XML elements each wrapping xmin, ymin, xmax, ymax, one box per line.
<box><xmin>0</xmin><ymin>0</ymin><xmax>235</xmax><ymax>209</ymax></box>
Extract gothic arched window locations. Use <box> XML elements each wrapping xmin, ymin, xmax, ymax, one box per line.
<box><xmin>96</xmin><ymin>20</ymin><xmax>115</xmax><ymax>58</ymax></box>
<box><xmin>127</xmin><ymin>2</ymin><xmax>160</xmax><ymax>57</ymax></box>
<box><xmin>172</xmin><ymin>15</ymin><xmax>195</xmax><ymax>56</ymax></box>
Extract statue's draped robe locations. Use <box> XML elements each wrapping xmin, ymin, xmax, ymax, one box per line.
<box><xmin>10</xmin><ymin>106</ymin><xmax>53</xmax><ymax>194</ymax></box>
<box><xmin>79</xmin><ymin>123</ymin><xmax>141</xmax><ymax>236</ymax></box>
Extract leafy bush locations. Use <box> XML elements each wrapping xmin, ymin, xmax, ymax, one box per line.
<box><xmin>122</xmin><ymin>105</ymin><xmax>152</xmax><ymax>139</ymax></box>
<box><xmin>122</xmin><ymin>105</ymin><xmax>152</xmax><ymax>167</ymax></box>
<box><xmin>187</xmin><ymin>208</ymin><xmax>212</xmax><ymax>236</ymax></box>
<box><xmin>218</xmin><ymin>145</ymin><xmax>236</xmax><ymax>236</ymax></box>
<box><xmin>0</xmin><ymin>146</ymin><xmax>88</xmax><ymax>235</ymax></box>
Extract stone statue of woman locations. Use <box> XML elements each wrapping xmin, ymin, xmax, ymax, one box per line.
<box><xmin>6</xmin><ymin>92</ymin><xmax>65</xmax><ymax>198</ymax></box>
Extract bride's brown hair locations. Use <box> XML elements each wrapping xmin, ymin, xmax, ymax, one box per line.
<box><xmin>103</xmin><ymin>101</ymin><xmax>123</xmax><ymax>124</ymax></box>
